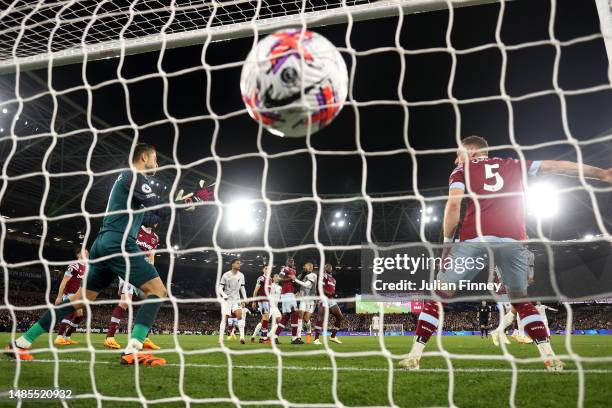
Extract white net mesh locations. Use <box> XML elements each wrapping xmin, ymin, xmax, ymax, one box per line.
<box><xmin>0</xmin><ymin>0</ymin><xmax>612</xmax><ymax>406</ymax></box>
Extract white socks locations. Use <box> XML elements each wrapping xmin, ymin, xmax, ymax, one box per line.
<box><xmin>252</xmin><ymin>321</ymin><xmax>263</xmax><ymax>338</ymax></box>
<box><xmin>238</xmin><ymin>319</ymin><xmax>245</xmax><ymax>339</ymax></box>
<box><xmin>409</xmin><ymin>340</ymin><xmax>426</xmax><ymax>358</ymax></box>
<box><xmin>124</xmin><ymin>338</ymin><xmax>143</xmax><ymax>355</ymax></box>
<box><xmin>536</xmin><ymin>341</ymin><xmax>555</xmax><ymax>359</ymax></box>
<box><xmin>297</xmin><ymin>319</ymin><xmax>303</xmax><ymax>338</ymax></box>
<box><xmin>495</xmin><ymin>311</ymin><xmax>515</xmax><ymax>332</ymax></box>
<box><xmin>517</xmin><ymin>314</ymin><xmax>525</xmax><ymax>335</ymax></box>
<box><xmin>16</xmin><ymin>337</ymin><xmax>31</xmax><ymax>349</ymax></box>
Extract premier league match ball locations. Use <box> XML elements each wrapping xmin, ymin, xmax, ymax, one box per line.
<box><xmin>240</xmin><ymin>29</ymin><xmax>348</xmax><ymax>138</ymax></box>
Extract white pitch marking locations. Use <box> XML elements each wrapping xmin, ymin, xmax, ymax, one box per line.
<box><xmin>23</xmin><ymin>359</ymin><xmax>612</xmax><ymax>374</ymax></box>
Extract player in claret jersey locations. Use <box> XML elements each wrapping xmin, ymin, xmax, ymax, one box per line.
<box><xmin>5</xmin><ymin>143</ymin><xmax>214</xmax><ymax>364</ymax></box>
<box><xmin>54</xmin><ymin>248</ymin><xmax>88</xmax><ymax>346</ymax></box>
<box><xmin>251</xmin><ymin>265</ymin><xmax>272</xmax><ymax>343</ymax></box>
<box><xmin>313</xmin><ymin>263</ymin><xmax>344</xmax><ymax>345</ymax></box>
<box><xmin>104</xmin><ymin>215</ymin><xmax>161</xmax><ymax>351</ymax></box>
<box><xmin>272</xmin><ymin>258</ymin><xmax>302</xmax><ymax>344</ymax></box>
<box><xmin>401</xmin><ymin>135</ymin><xmax>612</xmax><ymax>372</ymax></box>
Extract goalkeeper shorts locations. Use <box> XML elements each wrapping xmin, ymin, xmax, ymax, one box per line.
<box><xmin>86</xmin><ymin>231</ymin><xmax>159</xmax><ymax>293</ymax></box>
<box><xmin>436</xmin><ymin>237</ymin><xmax>532</xmax><ymax>292</ymax></box>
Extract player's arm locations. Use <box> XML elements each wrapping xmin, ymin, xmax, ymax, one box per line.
<box><xmin>251</xmin><ymin>282</ymin><xmax>261</xmax><ymax>309</ymax></box>
<box><xmin>538</xmin><ymin>160</ymin><xmax>612</xmax><ymax>182</ymax></box>
<box><xmin>546</xmin><ymin>306</ymin><xmax>559</xmax><ymax>312</ymax></box>
<box><xmin>240</xmin><ymin>282</ymin><xmax>247</xmax><ymax>306</ymax></box>
<box><xmin>55</xmin><ymin>273</ymin><xmax>71</xmax><ymax>305</ymax></box>
<box><xmin>292</xmin><ymin>276</ymin><xmax>312</xmax><ymax>289</ymax></box>
<box><xmin>443</xmin><ymin>188</ymin><xmax>463</xmax><ymax>242</ymax></box>
<box><xmin>124</xmin><ymin>172</ymin><xmax>214</xmax><ymax>218</ymax></box>
<box><xmin>217</xmin><ymin>278</ymin><xmax>229</xmax><ymax>300</ymax></box>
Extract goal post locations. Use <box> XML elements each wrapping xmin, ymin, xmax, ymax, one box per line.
<box><xmin>0</xmin><ymin>0</ymin><xmax>502</xmax><ymax>75</ymax></box>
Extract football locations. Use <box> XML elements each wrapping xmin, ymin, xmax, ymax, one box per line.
<box><xmin>240</xmin><ymin>29</ymin><xmax>348</xmax><ymax>137</ymax></box>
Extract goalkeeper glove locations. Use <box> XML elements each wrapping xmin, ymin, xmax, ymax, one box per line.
<box><xmin>176</xmin><ymin>180</ymin><xmax>215</xmax><ymax>210</ymax></box>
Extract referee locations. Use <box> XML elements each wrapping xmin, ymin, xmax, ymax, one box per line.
<box><xmin>478</xmin><ymin>301</ymin><xmax>491</xmax><ymax>338</ymax></box>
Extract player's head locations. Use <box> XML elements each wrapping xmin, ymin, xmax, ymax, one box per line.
<box><xmin>481</xmin><ymin>300</ymin><xmax>486</xmax><ymax>306</ymax></box>
<box><xmin>286</xmin><ymin>258</ymin><xmax>295</xmax><ymax>268</ymax></box>
<box><xmin>536</xmin><ymin>300</ymin><xmax>542</xmax><ymax>306</ymax></box>
<box><xmin>230</xmin><ymin>258</ymin><xmax>241</xmax><ymax>271</ymax></box>
<box><xmin>324</xmin><ymin>263</ymin><xmax>333</xmax><ymax>273</ymax></box>
<box><xmin>456</xmin><ymin>135</ymin><xmax>488</xmax><ymax>164</ymax></box>
<box><xmin>132</xmin><ymin>143</ymin><xmax>158</xmax><ymax>175</ymax></box>
<box><xmin>271</xmin><ymin>272</ymin><xmax>280</xmax><ymax>283</ymax></box>
<box><xmin>75</xmin><ymin>247</ymin><xmax>88</xmax><ymax>260</ymax></box>
<box><xmin>303</xmin><ymin>261</ymin><xmax>314</xmax><ymax>272</ymax></box>
<box><xmin>260</xmin><ymin>264</ymin><xmax>269</xmax><ymax>275</ymax></box>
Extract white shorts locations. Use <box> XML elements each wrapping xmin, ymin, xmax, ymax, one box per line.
<box><xmin>319</xmin><ymin>298</ymin><xmax>338</xmax><ymax>309</ymax></box>
<box><xmin>62</xmin><ymin>293</ymin><xmax>75</xmax><ymax>302</ymax></box>
<box><xmin>257</xmin><ymin>301</ymin><xmax>270</xmax><ymax>314</ymax></box>
<box><xmin>118</xmin><ymin>277</ymin><xmax>136</xmax><ymax>296</ymax></box>
<box><xmin>222</xmin><ymin>300</ymin><xmax>242</xmax><ymax>316</ymax></box>
<box><xmin>281</xmin><ymin>293</ymin><xmax>297</xmax><ymax>314</ymax></box>
<box><xmin>298</xmin><ymin>299</ymin><xmax>315</xmax><ymax>314</ymax></box>
<box><xmin>270</xmin><ymin>306</ymin><xmax>281</xmax><ymax>320</ymax></box>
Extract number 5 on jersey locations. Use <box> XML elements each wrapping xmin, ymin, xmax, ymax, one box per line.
<box><xmin>484</xmin><ymin>163</ymin><xmax>504</xmax><ymax>192</ymax></box>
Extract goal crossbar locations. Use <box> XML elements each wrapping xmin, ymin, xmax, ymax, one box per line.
<box><xmin>0</xmin><ymin>0</ymin><xmax>500</xmax><ymax>75</ymax></box>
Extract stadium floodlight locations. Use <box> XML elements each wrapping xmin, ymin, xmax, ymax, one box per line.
<box><xmin>338</xmin><ymin>220</ymin><xmax>346</xmax><ymax>227</ymax></box>
<box><xmin>331</xmin><ymin>221</ymin><xmax>337</xmax><ymax>226</ymax></box>
<box><xmin>584</xmin><ymin>234</ymin><xmax>594</xmax><ymax>240</ymax></box>
<box><xmin>426</xmin><ymin>206</ymin><xmax>434</xmax><ymax>214</ymax></box>
<box><xmin>335</xmin><ymin>211</ymin><xmax>341</xmax><ymax>218</ymax></box>
<box><xmin>1</xmin><ymin>108</ymin><xmax>6</xmax><ymax>113</ymax></box>
<box><xmin>226</xmin><ymin>199</ymin><xmax>257</xmax><ymax>234</ymax></box>
<box><xmin>172</xmin><ymin>245</ymin><xmax>179</xmax><ymax>250</ymax></box>
<box><xmin>527</xmin><ymin>182</ymin><xmax>559</xmax><ymax>219</ymax></box>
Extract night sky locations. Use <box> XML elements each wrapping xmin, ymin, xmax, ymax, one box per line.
<box><xmin>5</xmin><ymin>0</ymin><xmax>611</xmax><ymax>198</ymax></box>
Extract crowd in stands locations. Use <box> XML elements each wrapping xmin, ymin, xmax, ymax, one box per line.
<box><xmin>1</xmin><ymin>292</ymin><xmax>611</xmax><ymax>334</ymax></box>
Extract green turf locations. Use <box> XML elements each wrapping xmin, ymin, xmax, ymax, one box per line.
<box><xmin>1</xmin><ymin>333</ymin><xmax>611</xmax><ymax>407</ymax></box>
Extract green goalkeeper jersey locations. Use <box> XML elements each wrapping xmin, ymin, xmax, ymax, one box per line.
<box><xmin>99</xmin><ymin>170</ymin><xmax>170</xmax><ymax>243</ymax></box>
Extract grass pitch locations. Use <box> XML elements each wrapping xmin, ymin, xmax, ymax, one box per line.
<box><xmin>1</xmin><ymin>333</ymin><xmax>611</xmax><ymax>407</ymax></box>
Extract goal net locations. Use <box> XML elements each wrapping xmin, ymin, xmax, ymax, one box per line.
<box><xmin>1</xmin><ymin>0</ymin><xmax>612</xmax><ymax>407</ymax></box>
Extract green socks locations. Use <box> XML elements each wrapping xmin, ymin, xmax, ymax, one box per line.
<box><xmin>23</xmin><ymin>300</ymin><xmax>76</xmax><ymax>344</ymax></box>
<box><xmin>131</xmin><ymin>295</ymin><xmax>161</xmax><ymax>343</ymax></box>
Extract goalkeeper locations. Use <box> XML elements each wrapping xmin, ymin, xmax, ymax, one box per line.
<box><xmin>5</xmin><ymin>143</ymin><xmax>213</xmax><ymax>365</ymax></box>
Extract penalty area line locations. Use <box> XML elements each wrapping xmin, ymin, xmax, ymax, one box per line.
<box><xmin>19</xmin><ymin>359</ymin><xmax>612</xmax><ymax>374</ymax></box>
